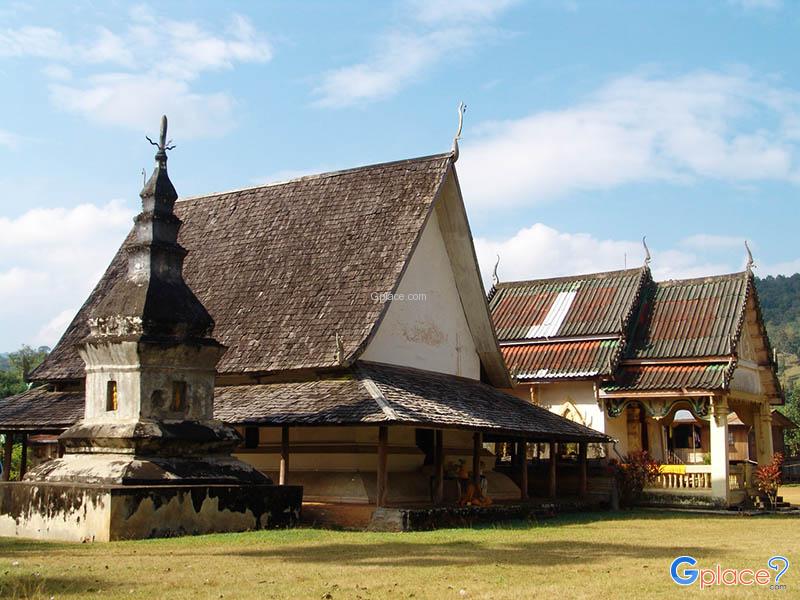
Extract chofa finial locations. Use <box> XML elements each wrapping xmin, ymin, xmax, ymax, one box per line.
<box><xmin>451</xmin><ymin>102</ymin><xmax>467</xmax><ymax>162</ymax></box>
<box><xmin>642</xmin><ymin>236</ymin><xmax>651</xmax><ymax>267</ymax></box>
<box><xmin>492</xmin><ymin>254</ymin><xmax>500</xmax><ymax>287</ymax></box>
<box><xmin>745</xmin><ymin>240</ymin><xmax>755</xmax><ymax>271</ymax></box>
<box><xmin>146</xmin><ymin>115</ymin><xmax>176</xmax><ymax>164</ymax></box>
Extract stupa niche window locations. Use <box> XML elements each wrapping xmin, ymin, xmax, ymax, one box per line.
<box><xmin>172</xmin><ymin>381</ymin><xmax>187</xmax><ymax>411</ymax></box>
<box><xmin>106</xmin><ymin>381</ymin><xmax>118</xmax><ymax>412</ymax></box>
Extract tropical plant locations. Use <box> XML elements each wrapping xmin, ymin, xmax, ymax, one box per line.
<box><xmin>615</xmin><ymin>450</ymin><xmax>661</xmax><ymax>507</ymax></box>
<box><xmin>755</xmin><ymin>452</ymin><xmax>784</xmax><ymax>510</ymax></box>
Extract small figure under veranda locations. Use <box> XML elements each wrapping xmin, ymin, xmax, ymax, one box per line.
<box><xmin>459</xmin><ymin>460</ymin><xmax>493</xmax><ymax>507</ymax></box>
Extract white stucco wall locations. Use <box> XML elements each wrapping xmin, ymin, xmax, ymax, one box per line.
<box><xmin>361</xmin><ymin>211</ymin><xmax>480</xmax><ymax>379</ymax></box>
<box><xmin>536</xmin><ymin>381</ymin><xmax>605</xmax><ymax>432</ymax></box>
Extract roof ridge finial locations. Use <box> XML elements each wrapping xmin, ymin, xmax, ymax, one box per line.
<box><xmin>492</xmin><ymin>254</ymin><xmax>500</xmax><ymax>287</ymax></box>
<box><xmin>745</xmin><ymin>240</ymin><xmax>755</xmax><ymax>271</ymax></box>
<box><xmin>642</xmin><ymin>236</ymin><xmax>651</xmax><ymax>267</ymax></box>
<box><xmin>146</xmin><ymin>115</ymin><xmax>176</xmax><ymax>167</ymax></box>
<box><xmin>451</xmin><ymin>102</ymin><xmax>466</xmax><ymax>162</ymax></box>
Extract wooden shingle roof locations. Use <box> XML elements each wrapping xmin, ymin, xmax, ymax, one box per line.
<box><xmin>0</xmin><ymin>387</ymin><xmax>85</xmax><ymax>431</ymax></box>
<box><xmin>32</xmin><ymin>154</ymin><xmax>452</xmax><ymax>382</ymax></box>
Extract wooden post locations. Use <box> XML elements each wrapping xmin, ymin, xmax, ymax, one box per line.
<box><xmin>279</xmin><ymin>426</ymin><xmax>289</xmax><ymax>485</ymax></box>
<box><xmin>377</xmin><ymin>426</ymin><xmax>389</xmax><ymax>507</ymax></box>
<box><xmin>472</xmin><ymin>432</ymin><xmax>482</xmax><ymax>489</ymax></box>
<box><xmin>578</xmin><ymin>442</ymin><xmax>588</xmax><ymax>498</ymax></box>
<box><xmin>19</xmin><ymin>433</ymin><xmax>28</xmax><ymax>479</ymax></box>
<box><xmin>434</xmin><ymin>430</ymin><xmax>444</xmax><ymax>504</ymax></box>
<box><xmin>518</xmin><ymin>441</ymin><xmax>529</xmax><ymax>500</ymax></box>
<box><xmin>2</xmin><ymin>434</ymin><xmax>12</xmax><ymax>481</ymax></box>
<box><xmin>548</xmin><ymin>441</ymin><xmax>557</xmax><ymax>499</ymax></box>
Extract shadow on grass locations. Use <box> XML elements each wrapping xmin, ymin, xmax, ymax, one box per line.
<box><xmin>233</xmin><ymin>539</ymin><xmax>718</xmax><ymax>567</ymax></box>
<box><xmin>0</xmin><ymin>573</ymin><xmax>113</xmax><ymax>599</ymax></box>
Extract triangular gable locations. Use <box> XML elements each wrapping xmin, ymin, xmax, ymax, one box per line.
<box><xmin>360</xmin><ymin>166</ymin><xmax>510</xmax><ymax>387</ymax></box>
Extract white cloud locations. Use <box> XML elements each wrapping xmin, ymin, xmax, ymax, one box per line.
<box><xmin>313</xmin><ymin>0</ymin><xmax>513</xmax><ymax>107</ymax></box>
<box><xmin>458</xmin><ymin>71</ymin><xmax>800</xmax><ymax>208</ymax></box>
<box><xmin>474</xmin><ymin>223</ymin><xmax>769</xmax><ymax>289</ymax></box>
<box><xmin>1</xmin><ymin>11</ymin><xmax>271</xmax><ymax>137</ymax></box>
<box><xmin>729</xmin><ymin>0</ymin><xmax>782</xmax><ymax>9</ymax></box>
<box><xmin>0</xmin><ymin>129</ymin><xmax>20</xmax><ymax>149</ymax></box>
<box><xmin>51</xmin><ymin>75</ymin><xmax>236</xmax><ymax>138</ymax></box>
<box><xmin>0</xmin><ymin>200</ymin><xmax>135</xmax><ymax>349</ymax></box>
<box><xmin>679</xmin><ymin>234</ymin><xmax>747</xmax><ymax>250</ymax></box>
<box><xmin>409</xmin><ymin>0</ymin><xmax>519</xmax><ymax>24</ymax></box>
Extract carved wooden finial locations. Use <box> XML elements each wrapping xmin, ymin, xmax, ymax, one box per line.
<box><xmin>745</xmin><ymin>240</ymin><xmax>755</xmax><ymax>271</ymax></box>
<box><xmin>451</xmin><ymin>102</ymin><xmax>467</xmax><ymax>162</ymax></box>
<box><xmin>642</xmin><ymin>236</ymin><xmax>651</xmax><ymax>267</ymax></box>
<box><xmin>492</xmin><ymin>254</ymin><xmax>500</xmax><ymax>287</ymax></box>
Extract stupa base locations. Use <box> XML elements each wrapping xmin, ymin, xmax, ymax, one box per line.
<box><xmin>0</xmin><ymin>481</ymin><xmax>302</xmax><ymax>542</ymax></box>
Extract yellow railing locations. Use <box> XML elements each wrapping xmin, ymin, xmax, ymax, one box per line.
<box><xmin>650</xmin><ymin>465</ymin><xmax>711</xmax><ymax>490</ymax></box>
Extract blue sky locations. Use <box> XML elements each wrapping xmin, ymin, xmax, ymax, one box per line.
<box><xmin>0</xmin><ymin>0</ymin><xmax>798</xmax><ymax>351</ymax></box>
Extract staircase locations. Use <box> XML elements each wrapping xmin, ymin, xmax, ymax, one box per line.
<box><xmin>752</xmin><ymin>494</ymin><xmax>800</xmax><ymax>513</ymax></box>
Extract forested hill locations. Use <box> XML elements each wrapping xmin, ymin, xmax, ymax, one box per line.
<box><xmin>756</xmin><ymin>273</ymin><xmax>800</xmax><ymax>386</ymax></box>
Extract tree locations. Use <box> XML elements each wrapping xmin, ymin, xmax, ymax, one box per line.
<box><xmin>778</xmin><ymin>382</ymin><xmax>800</xmax><ymax>456</ymax></box>
<box><xmin>0</xmin><ymin>345</ymin><xmax>50</xmax><ymax>399</ymax></box>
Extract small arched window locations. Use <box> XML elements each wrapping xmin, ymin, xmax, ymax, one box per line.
<box><xmin>172</xmin><ymin>381</ymin><xmax>187</xmax><ymax>411</ymax></box>
<box><xmin>106</xmin><ymin>381</ymin><xmax>118</xmax><ymax>412</ymax></box>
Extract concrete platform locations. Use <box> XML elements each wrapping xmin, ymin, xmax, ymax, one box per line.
<box><xmin>303</xmin><ymin>497</ymin><xmax>603</xmax><ymax>532</ymax></box>
<box><xmin>0</xmin><ymin>481</ymin><xmax>303</xmax><ymax>542</ymax></box>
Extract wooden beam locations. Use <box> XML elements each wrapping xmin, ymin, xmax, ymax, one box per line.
<box><xmin>548</xmin><ymin>442</ymin><xmax>557</xmax><ymax>499</ymax></box>
<box><xmin>376</xmin><ymin>426</ymin><xmax>389</xmax><ymax>507</ymax></box>
<box><xmin>19</xmin><ymin>433</ymin><xmax>28</xmax><ymax>479</ymax></box>
<box><xmin>279</xmin><ymin>426</ymin><xmax>289</xmax><ymax>485</ymax></box>
<box><xmin>518</xmin><ymin>441</ymin><xmax>529</xmax><ymax>501</ymax></box>
<box><xmin>434</xmin><ymin>430</ymin><xmax>444</xmax><ymax>504</ymax></box>
<box><xmin>578</xmin><ymin>442</ymin><xmax>588</xmax><ymax>498</ymax></box>
<box><xmin>472</xmin><ymin>431</ymin><xmax>482</xmax><ymax>489</ymax></box>
<box><xmin>2</xmin><ymin>434</ymin><xmax>12</xmax><ymax>481</ymax></box>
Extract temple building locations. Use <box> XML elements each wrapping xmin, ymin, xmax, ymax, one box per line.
<box><xmin>0</xmin><ymin>120</ymin><xmax>609</xmax><ymax>533</ymax></box>
<box><xmin>489</xmin><ymin>260</ymin><xmax>786</xmax><ymax>508</ymax></box>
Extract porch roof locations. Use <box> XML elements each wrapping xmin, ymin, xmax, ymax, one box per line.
<box><xmin>217</xmin><ymin>362</ymin><xmax>611</xmax><ymax>442</ymax></box>
<box><xmin>0</xmin><ymin>363</ymin><xmax>611</xmax><ymax>442</ymax></box>
<box><xmin>500</xmin><ymin>339</ymin><xmax>620</xmax><ymax>381</ymax></box>
<box><xmin>0</xmin><ymin>387</ymin><xmax>84</xmax><ymax>432</ymax></box>
<box><xmin>600</xmin><ymin>362</ymin><xmax>731</xmax><ymax>394</ymax></box>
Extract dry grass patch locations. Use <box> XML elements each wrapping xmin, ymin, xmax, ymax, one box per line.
<box><xmin>0</xmin><ymin>510</ymin><xmax>797</xmax><ymax>599</ymax></box>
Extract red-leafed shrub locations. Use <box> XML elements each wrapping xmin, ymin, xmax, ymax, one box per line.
<box><xmin>755</xmin><ymin>452</ymin><xmax>784</xmax><ymax>510</ymax></box>
<box><xmin>615</xmin><ymin>451</ymin><xmax>661</xmax><ymax>507</ymax></box>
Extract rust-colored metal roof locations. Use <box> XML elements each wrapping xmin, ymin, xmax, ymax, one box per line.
<box><xmin>489</xmin><ymin>268</ymin><xmax>648</xmax><ymax>341</ymax></box>
<box><xmin>602</xmin><ymin>363</ymin><xmax>731</xmax><ymax>392</ymax></box>
<box><xmin>627</xmin><ymin>272</ymin><xmax>751</xmax><ymax>359</ymax></box>
<box><xmin>501</xmin><ymin>339</ymin><xmax>620</xmax><ymax>381</ymax></box>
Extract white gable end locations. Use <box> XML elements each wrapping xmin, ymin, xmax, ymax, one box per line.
<box><xmin>361</xmin><ymin>210</ymin><xmax>481</xmax><ymax>379</ymax></box>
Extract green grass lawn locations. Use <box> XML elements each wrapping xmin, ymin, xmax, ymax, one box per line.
<box><xmin>1</xmin><ymin>510</ymin><xmax>797</xmax><ymax>599</ymax></box>
<box><xmin>781</xmin><ymin>484</ymin><xmax>800</xmax><ymax>505</ymax></box>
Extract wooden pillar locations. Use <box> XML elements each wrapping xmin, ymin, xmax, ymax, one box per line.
<box><xmin>518</xmin><ymin>441</ymin><xmax>529</xmax><ymax>500</ymax></box>
<box><xmin>754</xmin><ymin>402</ymin><xmax>775</xmax><ymax>466</ymax></box>
<box><xmin>578</xmin><ymin>442</ymin><xmax>588</xmax><ymax>498</ymax></box>
<box><xmin>19</xmin><ymin>433</ymin><xmax>28</xmax><ymax>479</ymax></box>
<box><xmin>279</xmin><ymin>426</ymin><xmax>289</xmax><ymax>485</ymax></box>
<box><xmin>472</xmin><ymin>432</ymin><xmax>482</xmax><ymax>489</ymax></box>
<box><xmin>376</xmin><ymin>426</ymin><xmax>389</xmax><ymax>507</ymax></box>
<box><xmin>1</xmin><ymin>434</ymin><xmax>12</xmax><ymax>481</ymax></box>
<box><xmin>548</xmin><ymin>442</ymin><xmax>557</xmax><ymax>499</ymax></box>
<box><xmin>434</xmin><ymin>430</ymin><xmax>444</xmax><ymax>504</ymax></box>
